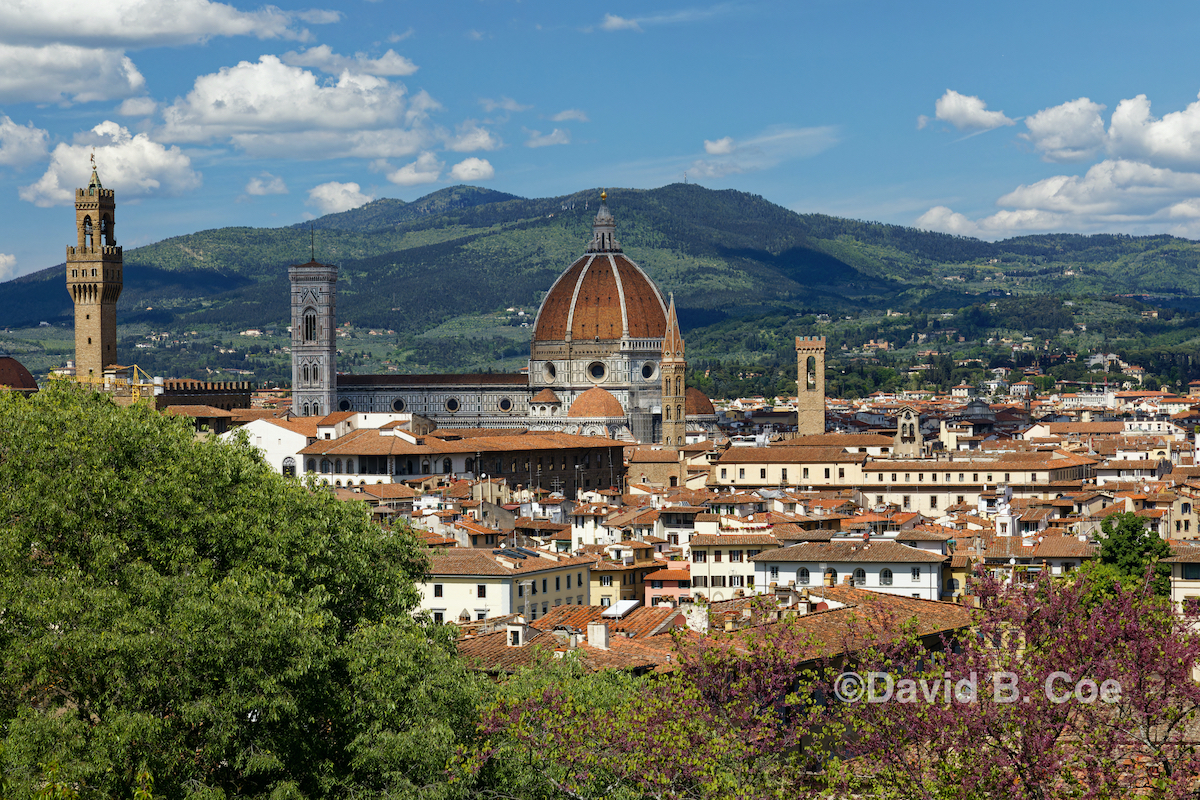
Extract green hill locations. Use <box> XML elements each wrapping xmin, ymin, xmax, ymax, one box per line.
<box><xmin>7</xmin><ymin>182</ymin><xmax>1200</xmax><ymax>336</ymax></box>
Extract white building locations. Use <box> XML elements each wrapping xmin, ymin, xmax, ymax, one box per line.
<box><xmin>750</xmin><ymin>540</ymin><xmax>946</xmax><ymax>601</ymax></box>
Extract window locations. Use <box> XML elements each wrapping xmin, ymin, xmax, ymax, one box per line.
<box><xmin>601</xmin><ymin>575</ymin><xmax>613</xmax><ymax>586</ymax></box>
<box><xmin>781</xmin><ymin>468</ymin><xmax>788</xmax><ymax>482</ymax></box>
<box><xmin>876</xmin><ymin>495</ymin><xmax>884</xmax><ymax>506</ymax></box>
<box><xmin>651</xmin><ymin>580</ymin><xmax>663</xmax><ymax>589</ymax></box>
<box><xmin>555</xmin><ymin>577</ymin><xmax>561</xmax><ymax>591</ymax></box>
<box><xmin>477</xmin><ymin>585</ymin><xmax>487</xmax><ymax>598</ymax></box>
<box><xmin>931</xmin><ymin>473</ymin><xmax>938</xmax><ymax>483</ymax></box>
<box><xmin>891</xmin><ymin>473</ymin><xmax>897</xmax><ymax>482</ymax></box>
<box><xmin>853</xmin><ymin>568</ymin><xmax>866</xmax><ymax>586</ymax></box>
<box><xmin>303</xmin><ymin>312</ymin><xmax>317</xmax><ymax>342</ymax></box>
<box><xmin>578</xmin><ymin>572</ymin><xmax>583</xmax><ymax>586</ymax></box>
<box><xmin>957</xmin><ymin>495</ymin><xmax>965</xmax><ymax>505</ymax></box>
<box><xmin>600</xmin><ymin>597</ymin><xmax>611</xmax><ymax>607</ymax></box>
<box><xmin>838</xmin><ymin>467</ymin><xmax>845</xmax><ymax>479</ymax></box>
<box><xmin>903</xmin><ymin>495</ymin><xmax>911</xmax><ymax>510</ymax></box>
<box><xmin>542</xmin><ymin>579</ymin><xmax>547</xmax><ymax>594</ymax></box>
<box><xmin>729</xmin><ymin>576</ymin><xmax>744</xmax><ymax>587</ymax></box>
<box><xmin>911</xmin><ymin>567</ymin><xmax>921</xmax><ymax>581</ymax></box>
<box><xmin>433</xmin><ymin>612</ymin><xmax>444</xmax><ymax>623</ymax></box>
<box><xmin>878</xmin><ymin>473</ymin><xmax>883</xmax><ymax>482</ymax></box>
<box><xmin>769</xmin><ymin>566</ymin><xmax>779</xmax><ymax>581</ymax></box>
<box><xmin>798</xmin><ymin>567</ymin><xmax>810</xmax><ymax>585</ymax></box>
<box><xmin>1004</xmin><ymin>473</ymin><xmax>1010</xmax><ymax>483</ymax></box>
<box><xmin>433</xmin><ymin>584</ymin><xmax>443</xmax><ymax>597</ymax></box>
<box><xmin>905</xmin><ymin>473</ymin><xmax>910</xmax><ymax>483</ymax></box>
<box><xmin>760</xmin><ymin>468</ymin><xmax>767</xmax><ymax>479</ymax></box>
<box><xmin>824</xmin><ymin>468</ymin><xmax>830</xmax><ymax>479</ymax></box>
<box><xmin>826</xmin><ymin>568</ymin><xmax>837</xmax><ymax>584</ymax></box>
<box><xmin>711</xmin><ymin>576</ymin><xmax>727</xmax><ymax>588</ymax></box>
<box><xmin>803</xmin><ymin>467</ymin><xmax>810</xmax><ymax>480</ymax></box>
<box><xmin>973</xmin><ymin>473</ymin><xmax>979</xmax><ymax>482</ymax></box>
<box><xmin>930</xmin><ymin>496</ymin><xmax>938</xmax><ymax>510</ymax></box>
<box><xmin>746</xmin><ymin>575</ymin><xmax>755</xmax><ymax>588</ymax></box>
<box><xmin>693</xmin><ymin>550</ymin><xmax>707</xmax><ymax>563</ymax></box>
<box><xmin>694</xmin><ymin>576</ymin><xmax>709</xmax><ymax>587</ymax></box>
<box><xmin>1184</xmin><ymin>563</ymin><xmax>1200</xmax><ymax>581</ymax></box>
<box><xmin>958</xmin><ymin>473</ymin><xmax>964</xmax><ymax>482</ymax></box>
<box><xmin>566</xmin><ymin>574</ymin><xmax>572</xmax><ymax>589</ymax></box>
<box><xmin>739</xmin><ymin>468</ymin><xmax>745</xmax><ymax>480</ymax></box>
<box><xmin>714</xmin><ymin>550</ymin><xmax>723</xmax><ymax>562</ymax></box>
<box><xmin>729</xmin><ymin>550</ymin><xmax>743</xmax><ymax>562</ymax></box>
<box><xmin>721</xmin><ymin>468</ymin><xmax>727</xmax><ymax>479</ymax></box>
<box><xmin>880</xmin><ymin>568</ymin><xmax>893</xmax><ymax>586</ymax></box>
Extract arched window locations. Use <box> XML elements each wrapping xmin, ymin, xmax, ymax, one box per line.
<box><xmin>83</xmin><ymin>216</ymin><xmax>93</xmax><ymax>249</ymax></box>
<box><xmin>282</xmin><ymin>457</ymin><xmax>296</xmax><ymax>477</ymax></box>
<box><xmin>853</xmin><ymin>568</ymin><xmax>866</xmax><ymax>586</ymax></box>
<box><xmin>312</xmin><ymin>401</ymin><xmax>320</xmax><ymax>416</ymax></box>
<box><xmin>806</xmin><ymin>356</ymin><xmax>817</xmax><ymax>391</ymax></box>
<box><xmin>406</xmin><ymin>459</ymin><xmax>414</xmax><ymax>475</ymax></box>
<box><xmin>306</xmin><ymin>458</ymin><xmax>316</xmax><ymax>473</ymax></box>
<box><xmin>101</xmin><ymin>215</ymin><xmax>113</xmax><ymax>246</ymax></box>
<box><xmin>334</xmin><ymin>459</ymin><xmax>342</xmax><ymax>474</ymax></box>
<box><xmin>442</xmin><ymin>458</ymin><xmax>452</xmax><ymax>473</ymax></box>
<box><xmin>303</xmin><ymin>311</ymin><xmax>317</xmax><ymax>342</ymax></box>
<box><xmin>675</xmin><ymin>377</ymin><xmax>681</xmax><ymax>396</ymax></box>
<box><xmin>947</xmin><ymin>578</ymin><xmax>961</xmax><ymax>592</ymax></box>
<box><xmin>422</xmin><ymin>460</ymin><xmax>431</xmax><ymax>475</ymax></box>
<box><xmin>303</xmin><ymin>364</ymin><xmax>310</xmax><ymax>384</ymax></box>
<box><xmin>345</xmin><ymin>458</ymin><xmax>355</xmax><ymax>474</ymax></box>
<box><xmin>320</xmin><ymin>459</ymin><xmax>332</xmax><ymax>474</ymax></box>
<box><xmin>880</xmin><ymin>568</ymin><xmax>893</xmax><ymax>586</ymax></box>
<box><xmin>676</xmin><ymin>404</ymin><xmax>682</xmax><ymax>421</ymax></box>
<box><xmin>665</xmin><ymin>406</ymin><xmax>671</xmax><ymax>420</ymax></box>
<box><xmin>798</xmin><ymin>567</ymin><xmax>810</xmax><ymax>585</ymax></box>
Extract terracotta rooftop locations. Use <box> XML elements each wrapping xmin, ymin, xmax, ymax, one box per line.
<box><xmin>0</xmin><ymin>356</ymin><xmax>37</xmax><ymax>392</ymax></box>
<box><xmin>532</xmin><ymin>250</ymin><xmax>667</xmax><ymax>343</ymax></box>
<box><xmin>685</xmin><ymin>387</ymin><xmax>716</xmax><ymax>416</ymax></box>
<box><xmin>568</xmin><ymin>386</ymin><xmax>626</xmax><ymax>418</ymax></box>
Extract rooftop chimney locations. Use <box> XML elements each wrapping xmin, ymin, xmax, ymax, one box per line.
<box><xmin>587</xmin><ymin>621</ymin><xmax>609</xmax><ymax>650</ymax></box>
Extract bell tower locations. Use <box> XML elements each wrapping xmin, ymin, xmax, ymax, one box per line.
<box><xmin>289</xmin><ymin>258</ymin><xmax>338</xmax><ymax>416</ymax></box>
<box><xmin>795</xmin><ymin>336</ymin><xmax>826</xmax><ymax>435</ymax></box>
<box><xmin>66</xmin><ymin>157</ymin><xmax>122</xmax><ymax>380</ymax></box>
<box><xmin>660</xmin><ymin>294</ymin><xmax>686</xmax><ymax>446</ymax></box>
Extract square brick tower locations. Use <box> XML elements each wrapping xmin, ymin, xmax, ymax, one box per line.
<box><xmin>66</xmin><ymin>161</ymin><xmax>122</xmax><ymax>381</ymax></box>
<box><xmin>795</xmin><ymin>336</ymin><xmax>826</xmax><ymax>435</ymax></box>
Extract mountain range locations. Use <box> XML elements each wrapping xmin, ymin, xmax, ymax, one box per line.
<box><xmin>5</xmin><ymin>183</ymin><xmax>1200</xmax><ymax>334</ymax></box>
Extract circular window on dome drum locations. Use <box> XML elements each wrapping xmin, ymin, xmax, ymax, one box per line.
<box><xmin>543</xmin><ymin>362</ymin><xmax>556</xmax><ymax>382</ymax></box>
<box><xmin>445</xmin><ymin>398</ymin><xmax>460</xmax><ymax>413</ymax></box>
<box><xmin>588</xmin><ymin>361</ymin><xmax>607</xmax><ymax>382</ymax></box>
<box><xmin>498</xmin><ymin>397</ymin><xmax>513</xmax><ymax>412</ymax></box>
<box><xmin>338</xmin><ymin>399</ymin><xmax>351</xmax><ymax>412</ymax></box>
<box><xmin>392</xmin><ymin>398</ymin><xmax>406</xmax><ymax>413</ymax></box>
<box><xmin>641</xmin><ymin>362</ymin><xmax>656</xmax><ymax>380</ymax></box>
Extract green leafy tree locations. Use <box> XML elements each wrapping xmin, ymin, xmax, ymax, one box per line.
<box><xmin>1083</xmin><ymin>511</ymin><xmax>1172</xmax><ymax>596</ymax></box>
<box><xmin>0</xmin><ymin>383</ymin><xmax>480</xmax><ymax>799</ymax></box>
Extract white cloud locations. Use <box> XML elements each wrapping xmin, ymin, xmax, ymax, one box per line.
<box><xmin>444</xmin><ymin>122</ymin><xmax>500</xmax><ymax>152</ymax></box>
<box><xmin>161</xmin><ymin>55</ymin><xmax>416</xmax><ymax>144</ymax></box>
<box><xmin>525</xmin><ymin>128</ymin><xmax>570</xmax><ymax>148</ymax></box>
<box><xmin>929</xmin><ymin>89</ymin><xmax>1016</xmax><ymax>132</ymax></box>
<box><xmin>386</xmin><ymin>151</ymin><xmax>441</xmax><ymax>186</ymax></box>
<box><xmin>525</xmin><ymin>128</ymin><xmax>571</xmax><ymax>148</ymax></box>
<box><xmin>0</xmin><ymin>115</ymin><xmax>49</xmax><ymax>167</ymax></box>
<box><xmin>117</xmin><ymin>97</ymin><xmax>157</xmax><ymax>116</ymax></box>
<box><xmin>388</xmin><ymin>28</ymin><xmax>414</xmax><ymax>43</ymax></box>
<box><xmin>307</xmin><ymin>181</ymin><xmax>372</xmax><ymax>214</ymax></box>
<box><xmin>1021</xmin><ymin>97</ymin><xmax>1106</xmax><ymax>162</ymax></box>
<box><xmin>281</xmin><ymin>44</ymin><xmax>418</xmax><ymax>76</ymax></box>
<box><xmin>466</xmin><ymin>29</ymin><xmax>486</xmax><ymax>41</ymax></box>
<box><xmin>450</xmin><ymin>157</ymin><xmax>494</xmax><ymax>181</ymax></box>
<box><xmin>19</xmin><ymin>120</ymin><xmax>200</xmax><ymax>207</ymax></box>
<box><xmin>600</xmin><ymin>14</ymin><xmax>642</xmax><ymax>32</ymax></box>
<box><xmin>704</xmin><ymin>136</ymin><xmax>735</xmax><ymax>155</ymax></box>
<box><xmin>245</xmin><ymin>172</ymin><xmax>287</xmax><ymax>195</ymax></box>
<box><xmin>1106</xmin><ymin>92</ymin><xmax>1200</xmax><ymax>170</ymax></box>
<box><xmin>551</xmin><ymin>109</ymin><xmax>589</xmax><ymax>122</ymax></box>
<box><xmin>0</xmin><ymin>253</ymin><xmax>16</xmax><ymax>282</ymax></box>
<box><xmin>690</xmin><ymin>125</ymin><xmax>838</xmax><ymax>178</ymax></box>
<box><xmin>0</xmin><ymin>44</ymin><xmax>145</xmax><ymax>103</ymax></box>
<box><xmin>230</xmin><ymin>128</ymin><xmax>428</xmax><ymax>160</ymax></box>
<box><xmin>295</xmin><ymin>9</ymin><xmax>340</xmax><ymax>24</ymax></box>
<box><xmin>480</xmin><ymin>96</ymin><xmax>530</xmax><ymax>113</ymax></box>
<box><xmin>0</xmin><ymin>0</ymin><xmax>308</xmax><ymax>48</ymax></box>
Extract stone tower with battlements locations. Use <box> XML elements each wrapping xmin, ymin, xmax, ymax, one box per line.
<box><xmin>795</xmin><ymin>336</ymin><xmax>826</xmax><ymax>436</ymax></box>
<box><xmin>289</xmin><ymin>258</ymin><xmax>338</xmax><ymax>416</ymax></box>
<box><xmin>660</xmin><ymin>294</ymin><xmax>686</xmax><ymax>446</ymax></box>
<box><xmin>66</xmin><ymin>163</ymin><xmax>122</xmax><ymax>380</ymax></box>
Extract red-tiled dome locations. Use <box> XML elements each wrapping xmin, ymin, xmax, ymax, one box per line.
<box><xmin>685</xmin><ymin>387</ymin><xmax>715</xmax><ymax>416</ymax></box>
<box><xmin>532</xmin><ymin>197</ymin><xmax>667</xmax><ymax>343</ymax></box>
<box><xmin>531</xmin><ymin>388</ymin><xmax>561</xmax><ymax>403</ymax></box>
<box><xmin>0</xmin><ymin>356</ymin><xmax>37</xmax><ymax>393</ymax></box>
<box><xmin>568</xmin><ymin>386</ymin><xmax>625</xmax><ymax>418</ymax></box>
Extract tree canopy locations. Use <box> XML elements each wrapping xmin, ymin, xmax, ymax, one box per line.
<box><xmin>0</xmin><ymin>383</ymin><xmax>480</xmax><ymax>799</ymax></box>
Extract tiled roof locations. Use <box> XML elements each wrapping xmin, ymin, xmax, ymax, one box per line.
<box><xmin>717</xmin><ymin>446</ymin><xmax>859</xmax><ymax>464</ymax></box>
<box><xmin>689</xmin><ymin>533</ymin><xmax>781</xmax><ymax>547</ymax></box>
<box><xmin>1031</xmin><ymin>536</ymin><xmax>1097</xmax><ymax>559</ymax></box>
<box><xmin>530</xmin><ymin>388</ymin><xmax>561</xmax><ymax>404</ymax></box>
<box><xmin>428</xmin><ymin>550</ymin><xmax>595</xmax><ymax>577</ymax></box>
<box><xmin>568</xmin><ymin>386</ymin><xmax>626</xmax><ymax>418</ymax></box>
<box><xmin>165</xmin><ymin>404</ymin><xmax>235</xmax><ymax>418</ymax></box>
<box><xmin>532</xmin><ymin>251</ymin><xmax>667</xmax><ymax>343</ymax></box>
<box><xmin>751</xmin><ymin>541</ymin><xmax>946</xmax><ymax>564</ymax></box>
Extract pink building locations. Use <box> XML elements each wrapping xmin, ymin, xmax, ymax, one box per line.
<box><xmin>647</xmin><ymin>565</ymin><xmax>692</xmax><ymax>606</ymax></box>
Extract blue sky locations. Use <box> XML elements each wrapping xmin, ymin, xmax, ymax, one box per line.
<box><xmin>4</xmin><ymin>0</ymin><xmax>1200</xmax><ymax>281</ymax></box>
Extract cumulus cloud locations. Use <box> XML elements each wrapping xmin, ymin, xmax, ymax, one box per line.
<box><xmin>524</xmin><ymin>128</ymin><xmax>570</xmax><ymax>148</ymax></box>
<box><xmin>689</xmin><ymin>124</ymin><xmax>838</xmax><ymax>178</ymax></box>
<box><xmin>0</xmin><ymin>0</ymin><xmax>311</xmax><ymax>48</ymax></box>
<box><xmin>704</xmin><ymin>136</ymin><xmax>735</xmax><ymax>155</ymax></box>
<box><xmin>230</xmin><ymin>128</ymin><xmax>428</xmax><ymax>160</ymax></box>
<box><xmin>0</xmin><ymin>253</ymin><xmax>16</xmax><ymax>282</ymax></box>
<box><xmin>926</xmin><ymin>89</ymin><xmax>1016</xmax><ymax>132</ymax></box>
<box><xmin>281</xmin><ymin>44</ymin><xmax>418</xmax><ymax>76</ymax></box>
<box><xmin>1021</xmin><ymin>97</ymin><xmax>1107</xmax><ymax>161</ymax></box>
<box><xmin>551</xmin><ymin>109</ymin><xmax>589</xmax><ymax>122</ymax></box>
<box><xmin>245</xmin><ymin>172</ymin><xmax>287</xmax><ymax>195</ymax></box>
<box><xmin>117</xmin><ymin>96</ymin><xmax>157</xmax><ymax>116</ymax></box>
<box><xmin>1106</xmin><ymin>92</ymin><xmax>1200</xmax><ymax>170</ymax></box>
<box><xmin>159</xmin><ymin>56</ymin><xmax>422</xmax><ymax>148</ymax></box>
<box><xmin>480</xmin><ymin>96</ymin><xmax>530</xmax><ymax>113</ymax></box>
<box><xmin>444</xmin><ymin>122</ymin><xmax>500</xmax><ymax>152</ymax></box>
<box><xmin>386</xmin><ymin>151</ymin><xmax>441</xmax><ymax>186</ymax></box>
<box><xmin>295</xmin><ymin>9</ymin><xmax>340</xmax><ymax>24</ymax></box>
<box><xmin>450</xmin><ymin>157</ymin><xmax>494</xmax><ymax>181</ymax></box>
<box><xmin>600</xmin><ymin>14</ymin><xmax>642</xmax><ymax>31</ymax></box>
<box><xmin>19</xmin><ymin>120</ymin><xmax>200</xmax><ymax>207</ymax></box>
<box><xmin>307</xmin><ymin>181</ymin><xmax>372</xmax><ymax>214</ymax></box>
<box><xmin>0</xmin><ymin>44</ymin><xmax>145</xmax><ymax>103</ymax></box>
<box><xmin>0</xmin><ymin>115</ymin><xmax>49</xmax><ymax>167</ymax></box>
